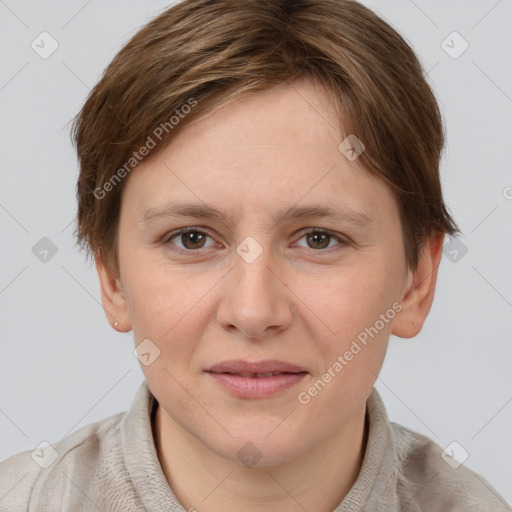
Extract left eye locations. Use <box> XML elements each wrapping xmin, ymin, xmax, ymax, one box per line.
<box><xmin>163</xmin><ymin>228</ymin><xmax>345</xmax><ymax>253</ymax></box>
<box><xmin>294</xmin><ymin>230</ymin><xmax>344</xmax><ymax>250</ymax></box>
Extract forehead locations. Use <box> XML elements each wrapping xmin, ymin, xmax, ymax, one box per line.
<box><xmin>170</xmin><ymin>78</ymin><xmax>344</xmax><ymax>152</ymax></box>
<box><xmin>120</xmin><ymin>78</ymin><xmax>398</xmax><ymax>226</ymax></box>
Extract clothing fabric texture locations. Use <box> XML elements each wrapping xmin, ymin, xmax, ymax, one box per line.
<box><xmin>0</xmin><ymin>381</ymin><xmax>509</xmax><ymax>511</ymax></box>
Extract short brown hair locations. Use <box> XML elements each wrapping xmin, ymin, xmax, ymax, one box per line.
<box><xmin>71</xmin><ymin>0</ymin><xmax>458</xmax><ymax>278</ymax></box>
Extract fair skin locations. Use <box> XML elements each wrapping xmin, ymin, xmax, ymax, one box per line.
<box><xmin>96</xmin><ymin>78</ymin><xmax>443</xmax><ymax>512</ymax></box>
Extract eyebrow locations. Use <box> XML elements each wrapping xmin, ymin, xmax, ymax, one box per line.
<box><xmin>139</xmin><ymin>201</ymin><xmax>372</xmax><ymax>228</ymax></box>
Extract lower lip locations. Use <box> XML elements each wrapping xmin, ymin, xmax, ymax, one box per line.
<box><xmin>206</xmin><ymin>372</ymin><xmax>308</xmax><ymax>398</ymax></box>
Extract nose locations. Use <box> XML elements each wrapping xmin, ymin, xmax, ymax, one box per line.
<box><xmin>216</xmin><ymin>242</ymin><xmax>293</xmax><ymax>340</ymax></box>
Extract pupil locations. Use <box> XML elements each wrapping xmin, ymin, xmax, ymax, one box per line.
<box><xmin>184</xmin><ymin>232</ymin><xmax>205</xmax><ymax>249</ymax></box>
<box><xmin>308</xmin><ymin>232</ymin><xmax>329</xmax><ymax>249</ymax></box>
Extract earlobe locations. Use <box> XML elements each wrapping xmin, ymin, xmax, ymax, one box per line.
<box><xmin>391</xmin><ymin>233</ymin><xmax>445</xmax><ymax>339</ymax></box>
<box><xmin>95</xmin><ymin>254</ymin><xmax>132</xmax><ymax>332</ymax></box>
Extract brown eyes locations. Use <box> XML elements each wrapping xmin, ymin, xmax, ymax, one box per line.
<box><xmin>163</xmin><ymin>227</ymin><xmax>347</xmax><ymax>254</ymax></box>
<box><xmin>170</xmin><ymin>229</ymin><xmax>212</xmax><ymax>250</ymax></box>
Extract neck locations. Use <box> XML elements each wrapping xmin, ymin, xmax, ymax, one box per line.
<box><xmin>152</xmin><ymin>402</ymin><xmax>369</xmax><ymax>512</ymax></box>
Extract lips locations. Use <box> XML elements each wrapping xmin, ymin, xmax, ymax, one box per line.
<box><xmin>205</xmin><ymin>360</ymin><xmax>308</xmax><ymax>398</ymax></box>
<box><xmin>233</xmin><ymin>372</ymin><xmax>285</xmax><ymax>378</ymax></box>
<box><xmin>206</xmin><ymin>359</ymin><xmax>308</xmax><ymax>376</ymax></box>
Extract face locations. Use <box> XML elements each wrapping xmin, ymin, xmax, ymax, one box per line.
<box><xmin>102</xmin><ymin>78</ymin><xmax>422</xmax><ymax>467</ymax></box>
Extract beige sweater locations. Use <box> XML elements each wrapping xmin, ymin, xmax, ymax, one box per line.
<box><xmin>0</xmin><ymin>381</ymin><xmax>509</xmax><ymax>511</ymax></box>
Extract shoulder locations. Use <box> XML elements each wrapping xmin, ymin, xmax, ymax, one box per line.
<box><xmin>390</xmin><ymin>421</ymin><xmax>511</xmax><ymax>511</ymax></box>
<box><xmin>0</xmin><ymin>411</ymin><xmax>126</xmax><ymax>512</ymax></box>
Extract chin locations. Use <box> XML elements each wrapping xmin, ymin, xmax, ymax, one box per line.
<box><xmin>202</xmin><ymin>426</ymin><xmax>306</xmax><ymax>469</ymax></box>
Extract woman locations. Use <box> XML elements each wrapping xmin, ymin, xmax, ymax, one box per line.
<box><xmin>1</xmin><ymin>0</ymin><xmax>509</xmax><ymax>510</ymax></box>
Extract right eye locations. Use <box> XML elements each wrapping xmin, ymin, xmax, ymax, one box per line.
<box><xmin>163</xmin><ymin>227</ymin><xmax>218</xmax><ymax>253</ymax></box>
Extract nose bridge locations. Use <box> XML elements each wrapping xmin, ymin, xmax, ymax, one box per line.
<box><xmin>233</xmin><ymin>234</ymin><xmax>276</xmax><ymax>303</ymax></box>
<box><xmin>218</xmin><ymin>233</ymin><xmax>291</xmax><ymax>337</ymax></box>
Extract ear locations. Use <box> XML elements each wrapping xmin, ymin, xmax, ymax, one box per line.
<box><xmin>95</xmin><ymin>254</ymin><xmax>132</xmax><ymax>332</ymax></box>
<box><xmin>392</xmin><ymin>233</ymin><xmax>445</xmax><ymax>338</ymax></box>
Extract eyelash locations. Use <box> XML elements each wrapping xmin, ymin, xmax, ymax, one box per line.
<box><xmin>162</xmin><ymin>227</ymin><xmax>348</xmax><ymax>255</ymax></box>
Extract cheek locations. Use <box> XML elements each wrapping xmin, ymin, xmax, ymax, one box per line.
<box><xmin>293</xmin><ymin>271</ymin><xmax>398</xmax><ymax>419</ymax></box>
<box><xmin>123</xmin><ymin>256</ymin><xmax>218</xmax><ymax>355</ymax></box>
<box><xmin>294</xmin><ymin>264</ymin><xmax>398</xmax><ymax>343</ymax></box>
<box><xmin>120</xmin><ymin>254</ymin><xmax>178</xmax><ymax>341</ymax></box>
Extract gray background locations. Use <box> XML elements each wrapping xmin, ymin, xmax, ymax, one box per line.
<box><xmin>1</xmin><ymin>0</ymin><xmax>511</xmax><ymax>505</ymax></box>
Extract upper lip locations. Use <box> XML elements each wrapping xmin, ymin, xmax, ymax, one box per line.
<box><xmin>206</xmin><ymin>360</ymin><xmax>308</xmax><ymax>374</ymax></box>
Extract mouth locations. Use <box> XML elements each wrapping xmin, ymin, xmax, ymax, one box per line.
<box><xmin>217</xmin><ymin>371</ymin><xmax>303</xmax><ymax>378</ymax></box>
<box><xmin>205</xmin><ymin>360</ymin><xmax>308</xmax><ymax>398</ymax></box>
<box><xmin>206</xmin><ymin>359</ymin><xmax>308</xmax><ymax>375</ymax></box>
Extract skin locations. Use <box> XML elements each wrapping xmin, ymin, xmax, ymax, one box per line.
<box><xmin>96</xmin><ymin>77</ymin><xmax>444</xmax><ymax>512</ymax></box>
